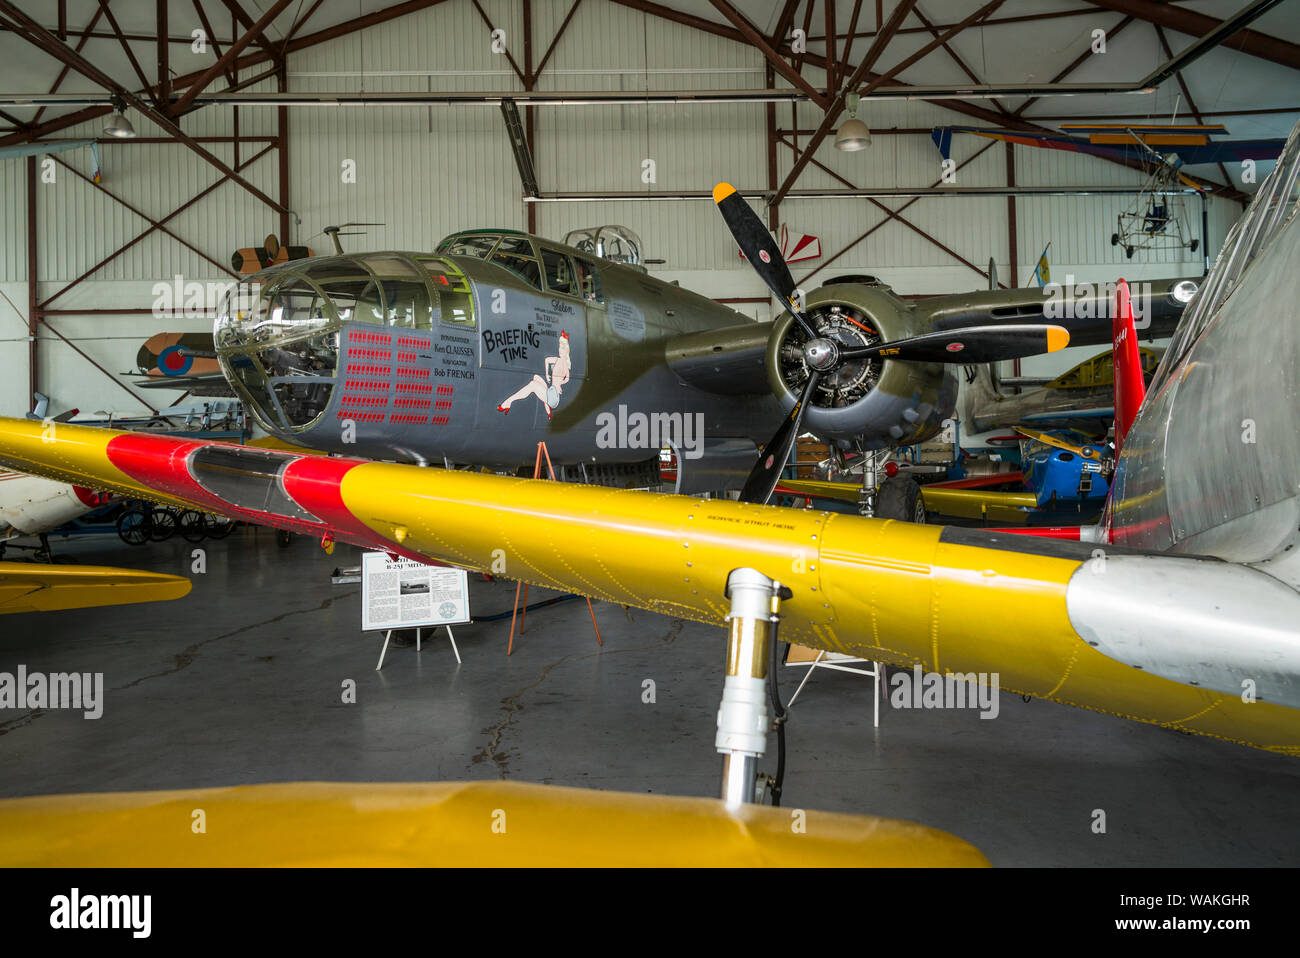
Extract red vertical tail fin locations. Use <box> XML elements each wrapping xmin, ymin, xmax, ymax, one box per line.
<box><xmin>1112</xmin><ymin>278</ymin><xmax>1146</xmax><ymax>459</ymax></box>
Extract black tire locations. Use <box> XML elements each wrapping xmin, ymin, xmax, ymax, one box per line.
<box><xmin>116</xmin><ymin>509</ymin><xmax>150</xmax><ymax>546</ymax></box>
<box><xmin>205</xmin><ymin>514</ymin><xmax>236</xmax><ymax>539</ymax></box>
<box><xmin>179</xmin><ymin>510</ymin><xmax>208</xmax><ymax>543</ymax></box>
<box><xmin>1125</xmin><ymin>246</ymin><xmax>1135</xmax><ymax>259</ymax></box>
<box><xmin>875</xmin><ymin>476</ymin><xmax>926</xmax><ymax>523</ymax></box>
<box><xmin>1189</xmin><ymin>238</ymin><xmax>1199</xmax><ymax>253</ymax></box>
<box><xmin>148</xmin><ymin>507</ymin><xmax>177</xmax><ymax>542</ymax></box>
<box><xmin>275</xmin><ymin>529</ymin><xmax>293</xmax><ymax>548</ymax></box>
<box><xmin>1110</xmin><ymin>232</ymin><xmax>1119</xmax><ymax>246</ymax></box>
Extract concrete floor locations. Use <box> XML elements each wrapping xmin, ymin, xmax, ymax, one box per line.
<box><xmin>2</xmin><ymin>527</ymin><xmax>1298</xmax><ymax>867</ymax></box>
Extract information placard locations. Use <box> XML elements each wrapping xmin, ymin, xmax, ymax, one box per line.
<box><xmin>360</xmin><ymin>553</ymin><xmax>470</xmax><ymax>632</ymax></box>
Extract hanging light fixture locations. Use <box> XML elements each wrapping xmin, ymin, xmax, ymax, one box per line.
<box><xmin>103</xmin><ymin>97</ymin><xmax>136</xmax><ymax>139</ymax></box>
<box><xmin>834</xmin><ymin>92</ymin><xmax>871</xmax><ymax>152</ymax></box>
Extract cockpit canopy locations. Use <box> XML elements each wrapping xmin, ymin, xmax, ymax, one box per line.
<box><xmin>562</xmin><ymin>225</ymin><xmax>644</xmax><ymax>266</ymax></box>
<box><xmin>214</xmin><ymin>252</ymin><xmax>473</xmax><ymax>433</ymax></box>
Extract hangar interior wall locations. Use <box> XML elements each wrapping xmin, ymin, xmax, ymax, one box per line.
<box><xmin>0</xmin><ymin>0</ymin><xmax>1236</xmax><ymax>417</ymax></box>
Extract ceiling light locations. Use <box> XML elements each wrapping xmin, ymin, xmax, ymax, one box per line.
<box><xmin>835</xmin><ymin>92</ymin><xmax>871</xmax><ymax>152</ymax></box>
<box><xmin>103</xmin><ymin>99</ymin><xmax>136</xmax><ymax>139</ymax></box>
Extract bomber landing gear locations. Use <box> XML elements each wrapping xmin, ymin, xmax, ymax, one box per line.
<box><xmin>876</xmin><ymin>476</ymin><xmax>926</xmax><ymax>523</ymax></box>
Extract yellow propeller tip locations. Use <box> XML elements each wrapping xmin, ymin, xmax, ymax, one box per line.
<box><xmin>712</xmin><ymin>182</ymin><xmax>736</xmax><ymax>204</ymax></box>
<box><xmin>1046</xmin><ymin>326</ymin><xmax>1070</xmax><ymax>352</ymax></box>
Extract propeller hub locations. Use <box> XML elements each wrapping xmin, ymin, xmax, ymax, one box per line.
<box><xmin>803</xmin><ymin>338</ymin><xmax>840</xmax><ymax>371</ymax></box>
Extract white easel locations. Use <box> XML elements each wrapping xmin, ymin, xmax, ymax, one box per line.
<box><xmin>375</xmin><ymin>625</ymin><xmax>461</xmax><ymax>671</ymax></box>
<box><xmin>786</xmin><ymin>650</ymin><xmax>885</xmax><ymax>727</ymax></box>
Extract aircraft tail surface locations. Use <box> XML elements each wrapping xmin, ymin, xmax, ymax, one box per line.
<box><xmin>1111</xmin><ymin>278</ymin><xmax>1146</xmax><ymax>458</ymax></box>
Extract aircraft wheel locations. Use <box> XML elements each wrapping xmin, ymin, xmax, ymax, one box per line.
<box><xmin>148</xmin><ymin>507</ymin><xmax>177</xmax><ymax>542</ymax></box>
<box><xmin>116</xmin><ymin>509</ymin><xmax>151</xmax><ymax>546</ymax></box>
<box><xmin>1125</xmin><ymin>246</ymin><xmax>1135</xmax><ymax>259</ymax></box>
<box><xmin>179</xmin><ymin>511</ymin><xmax>208</xmax><ymax>543</ymax></box>
<box><xmin>1189</xmin><ymin>239</ymin><xmax>1199</xmax><ymax>253</ymax></box>
<box><xmin>876</xmin><ymin>476</ymin><xmax>926</xmax><ymax>523</ymax></box>
<box><xmin>1110</xmin><ymin>232</ymin><xmax>1119</xmax><ymax>246</ymax></box>
<box><xmin>205</xmin><ymin>514</ymin><xmax>236</xmax><ymax>539</ymax></box>
<box><xmin>275</xmin><ymin>529</ymin><xmax>293</xmax><ymax>548</ymax></box>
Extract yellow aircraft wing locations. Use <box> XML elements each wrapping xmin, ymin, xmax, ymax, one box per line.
<box><xmin>777</xmin><ymin>478</ymin><xmax>861</xmax><ymax>503</ymax></box>
<box><xmin>915</xmin><ymin>487</ymin><xmax>1038</xmax><ymax>523</ymax></box>
<box><xmin>0</xmin><ymin>780</ymin><xmax>986</xmax><ymax>867</ymax></box>
<box><xmin>779</xmin><ymin>479</ymin><xmax>1040</xmax><ymax>524</ymax></box>
<box><xmin>0</xmin><ymin>560</ymin><xmax>190</xmax><ymax>614</ymax></box>
<box><xmin>0</xmin><ymin>417</ymin><xmax>1296</xmax><ymax>753</ymax></box>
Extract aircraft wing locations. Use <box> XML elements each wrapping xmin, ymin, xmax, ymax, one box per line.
<box><xmin>932</xmin><ymin>126</ymin><xmax>1285</xmax><ymax>169</ymax></box>
<box><xmin>1</xmin><ymin>416</ymin><xmax>1297</xmax><ymax>753</ymax></box>
<box><xmin>664</xmin><ymin>323</ymin><xmax>771</xmax><ymax>395</ymax></box>
<box><xmin>0</xmin><ymin>561</ymin><xmax>190</xmax><ymax>614</ymax></box>
<box><xmin>0</xmin><ymin>780</ymin><xmax>986</xmax><ymax>867</ymax></box>
<box><xmin>130</xmin><ymin>371</ymin><xmax>235</xmax><ymax>395</ymax></box>
<box><xmin>921</xmin><ymin>278</ymin><xmax>1191</xmax><ymax>347</ymax></box>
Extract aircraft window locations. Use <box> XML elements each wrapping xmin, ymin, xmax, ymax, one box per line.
<box><xmin>364</xmin><ymin>256</ymin><xmax>421</xmax><ymax>278</ymax></box>
<box><xmin>380</xmin><ymin>280</ymin><xmax>433</xmax><ymax>329</ymax></box>
<box><xmin>187</xmin><ymin>446</ymin><xmax>318</xmax><ymax>522</ymax></box>
<box><xmin>215</xmin><ymin>284</ymin><xmax>267</xmax><ymax>349</ymax></box>
<box><xmin>300</xmin><ymin>260</ymin><xmax>371</xmax><ymax>282</ymax></box>
<box><xmin>574</xmin><ymin>257</ymin><xmax>605</xmax><ymax>306</ymax></box>
<box><xmin>492</xmin><ymin>237</ymin><xmax>543</xmax><ymax>289</ymax></box>
<box><xmin>540</xmin><ymin>248</ymin><xmax>577</xmax><ymax>296</ymax></box>
<box><xmin>257</xmin><ymin>333</ymin><xmax>338</xmax><ymax>379</ymax></box>
<box><xmin>319</xmin><ymin>279</ymin><xmax>385</xmax><ymax>325</ymax></box>
<box><xmin>418</xmin><ymin>258</ymin><xmax>476</xmax><ymax>327</ymax></box>
<box><xmin>246</xmin><ymin>277</ymin><xmax>331</xmax><ymax>345</ymax></box>
<box><xmin>442</xmin><ymin>235</ymin><xmax>499</xmax><ymax>259</ymax></box>
<box><xmin>273</xmin><ymin>380</ymin><xmax>334</xmax><ymax>429</ymax></box>
<box><xmin>226</xmin><ymin>354</ymin><xmax>281</xmax><ymax>428</ymax></box>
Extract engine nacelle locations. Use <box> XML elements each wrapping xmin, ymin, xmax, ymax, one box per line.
<box><xmin>765</xmin><ymin>283</ymin><xmax>957</xmax><ymax>447</ymax></box>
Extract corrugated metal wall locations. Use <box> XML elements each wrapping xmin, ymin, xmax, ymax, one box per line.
<box><xmin>0</xmin><ymin>157</ymin><xmax>25</xmax><ymax>281</ymax></box>
<box><xmin>0</xmin><ymin>0</ymin><xmax>1248</xmax><ymax>416</ymax></box>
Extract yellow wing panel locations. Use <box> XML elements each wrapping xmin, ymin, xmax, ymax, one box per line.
<box><xmin>0</xmin><ymin>780</ymin><xmax>988</xmax><ymax>867</ymax></box>
<box><xmin>0</xmin><ymin>417</ymin><xmax>1296</xmax><ymax>753</ymax></box>
<box><xmin>0</xmin><ymin>562</ymin><xmax>191</xmax><ymax>615</ymax></box>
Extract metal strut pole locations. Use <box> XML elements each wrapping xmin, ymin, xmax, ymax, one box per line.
<box><xmin>717</xmin><ymin>567</ymin><xmax>787</xmax><ymax>808</ymax></box>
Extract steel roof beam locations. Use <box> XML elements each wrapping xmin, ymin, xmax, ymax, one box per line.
<box><xmin>1084</xmin><ymin>0</ymin><xmax>1300</xmax><ymax>71</ymax></box>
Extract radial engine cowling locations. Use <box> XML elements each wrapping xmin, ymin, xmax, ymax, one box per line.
<box><xmin>766</xmin><ymin>283</ymin><xmax>957</xmax><ymax>446</ymax></box>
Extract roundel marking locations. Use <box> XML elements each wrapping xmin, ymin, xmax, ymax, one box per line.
<box><xmin>158</xmin><ymin>345</ymin><xmax>194</xmax><ymax>375</ymax></box>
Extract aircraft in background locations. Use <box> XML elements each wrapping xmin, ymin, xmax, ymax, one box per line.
<box><xmin>931</xmin><ymin>123</ymin><xmax>1286</xmax><ymax>181</ymax></box>
<box><xmin>0</xmin><ymin>557</ymin><xmax>190</xmax><ymax>615</ymax></box>
<box><xmin>0</xmin><ymin>121</ymin><xmax>1297</xmax><ymax>756</ymax></box>
<box><xmin>202</xmin><ymin>216</ymin><xmax>1195</xmax><ymax>497</ymax></box>
<box><xmin>960</xmin><ymin>341</ymin><xmax>1166</xmax><ymax>436</ymax></box>
<box><xmin>0</xmin><ymin>406</ymin><xmax>189</xmax><ymax>612</ymax></box>
<box><xmin>130</xmin><ymin>332</ymin><xmax>231</xmax><ymax>396</ymax></box>
<box><xmin>0</xmin><ymin>470</ymin><xmax>119</xmax><ymax>562</ymax></box>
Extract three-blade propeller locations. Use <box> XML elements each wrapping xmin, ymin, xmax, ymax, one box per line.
<box><xmin>713</xmin><ymin>181</ymin><xmax>1070</xmax><ymax>504</ymax></box>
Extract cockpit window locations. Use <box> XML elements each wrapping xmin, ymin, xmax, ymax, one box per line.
<box><xmin>379</xmin><ymin>280</ymin><xmax>433</xmax><ymax>329</ymax></box>
<box><xmin>417</xmin><ymin>257</ymin><xmax>476</xmax><ymax>327</ymax></box>
<box><xmin>442</xmin><ymin>235</ymin><xmax>498</xmax><ymax>259</ymax></box>
<box><xmin>492</xmin><ymin>237</ymin><xmax>543</xmax><ymax>289</ymax></box>
<box><xmin>253</xmin><ymin>278</ymin><xmax>331</xmax><ymax>344</ymax></box>
<box><xmin>319</xmin><ymin>279</ymin><xmax>384</xmax><ymax>325</ymax></box>
<box><xmin>540</xmin><ymin>247</ymin><xmax>577</xmax><ymax>296</ymax></box>
<box><xmin>574</xmin><ymin>257</ymin><xmax>605</xmax><ymax>306</ymax></box>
